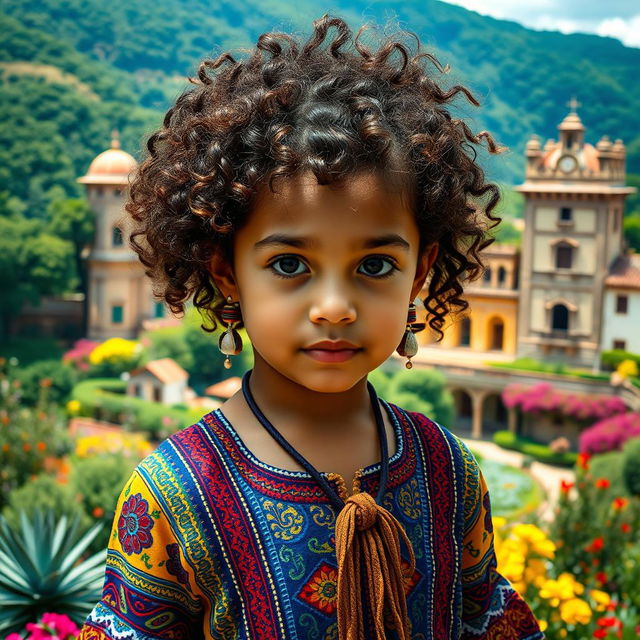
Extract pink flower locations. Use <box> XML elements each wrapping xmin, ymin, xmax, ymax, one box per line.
<box><xmin>6</xmin><ymin>634</ymin><xmax>24</xmax><ymax>640</ymax></box>
<box><xmin>24</xmin><ymin>613</ymin><xmax>79</xmax><ymax>640</ymax></box>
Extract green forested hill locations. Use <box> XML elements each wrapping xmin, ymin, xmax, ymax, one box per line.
<box><xmin>1</xmin><ymin>0</ymin><xmax>639</xmax><ymax>213</ymax></box>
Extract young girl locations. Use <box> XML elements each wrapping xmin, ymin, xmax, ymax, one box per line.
<box><xmin>79</xmin><ymin>15</ymin><xmax>543</xmax><ymax>640</ymax></box>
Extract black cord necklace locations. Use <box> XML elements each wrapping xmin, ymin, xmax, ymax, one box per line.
<box><xmin>240</xmin><ymin>369</ymin><xmax>390</xmax><ymax>512</ymax></box>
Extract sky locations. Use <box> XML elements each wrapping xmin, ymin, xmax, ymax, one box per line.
<box><xmin>439</xmin><ymin>0</ymin><xmax>640</xmax><ymax>48</ymax></box>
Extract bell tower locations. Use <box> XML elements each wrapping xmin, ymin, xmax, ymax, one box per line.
<box><xmin>77</xmin><ymin>132</ymin><xmax>163</xmax><ymax>340</ymax></box>
<box><xmin>515</xmin><ymin>98</ymin><xmax>636</xmax><ymax>368</ymax></box>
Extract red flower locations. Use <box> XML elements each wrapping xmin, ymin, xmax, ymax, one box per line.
<box><xmin>597</xmin><ymin>617</ymin><xmax>618</xmax><ymax>628</ymax></box>
<box><xmin>577</xmin><ymin>452</ymin><xmax>591</xmax><ymax>470</ymax></box>
<box><xmin>595</xmin><ymin>571</ymin><xmax>608</xmax><ymax>584</ymax></box>
<box><xmin>612</xmin><ymin>497</ymin><xmax>628</xmax><ymax>510</ymax></box>
<box><xmin>593</xmin><ymin>630</ymin><xmax>607</xmax><ymax>638</ymax></box>
<box><xmin>621</xmin><ymin>523</ymin><xmax>631</xmax><ymax>534</ymax></box>
<box><xmin>560</xmin><ymin>480</ymin><xmax>575</xmax><ymax>494</ymax></box>
<box><xmin>586</xmin><ymin>537</ymin><xmax>605</xmax><ymax>553</ymax></box>
<box><xmin>595</xmin><ymin>478</ymin><xmax>610</xmax><ymax>489</ymax></box>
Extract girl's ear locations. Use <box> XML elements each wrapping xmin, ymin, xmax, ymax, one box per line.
<box><xmin>209</xmin><ymin>248</ymin><xmax>239</xmax><ymax>300</ymax></box>
<box><xmin>410</xmin><ymin>242</ymin><xmax>439</xmax><ymax>302</ymax></box>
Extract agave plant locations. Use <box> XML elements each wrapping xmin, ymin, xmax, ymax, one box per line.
<box><xmin>0</xmin><ymin>508</ymin><xmax>106</xmax><ymax>635</ymax></box>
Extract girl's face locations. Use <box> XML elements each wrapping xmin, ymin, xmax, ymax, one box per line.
<box><xmin>210</xmin><ymin>171</ymin><xmax>438</xmax><ymax>394</ymax></box>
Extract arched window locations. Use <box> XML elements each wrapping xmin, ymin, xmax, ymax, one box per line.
<box><xmin>483</xmin><ymin>267</ymin><xmax>492</xmax><ymax>285</ymax></box>
<box><xmin>459</xmin><ymin>316</ymin><xmax>471</xmax><ymax>347</ymax></box>
<box><xmin>556</xmin><ymin>243</ymin><xmax>573</xmax><ymax>269</ymax></box>
<box><xmin>551</xmin><ymin>304</ymin><xmax>569</xmax><ymax>331</ymax></box>
<box><xmin>497</xmin><ymin>266</ymin><xmax>506</xmax><ymax>287</ymax></box>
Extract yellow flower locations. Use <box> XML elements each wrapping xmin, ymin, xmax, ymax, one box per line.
<box><xmin>89</xmin><ymin>337</ymin><xmax>140</xmax><ymax>365</ymax></box>
<box><xmin>524</xmin><ymin>559</ymin><xmax>548</xmax><ymax>588</ymax></box>
<box><xmin>539</xmin><ymin>573</ymin><xmax>582</xmax><ymax>606</ymax></box>
<box><xmin>617</xmin><ymin>359</ymin><xmax>639</xmax><ymax>379</ymax></box>
<box><xmin>559</xmin><ymin>598</ymin><xmax>591</xmax><ymax>626</ymax></box>
<box><xmin>66</xmin><ymin>399</ymin><xmax>81</xmax><ymax>414</ymax></box>
<box><xmin>536</xmin><ymin>619</ymin><xmax>548</xmax><ymax>632</ymax></box>
<box><xmin>589</xmin><ymin>589</ymin><xmax>611</xmax><ymax>613</ymax></box>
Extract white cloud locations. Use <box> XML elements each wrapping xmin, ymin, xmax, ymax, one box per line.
<box><xmin>438</xmin><ymin>0</ymin><xmax>640</xmax><ymax>48</ymax></box>
<box><xmin>596</xmin><ymin>15</ymin><xmax>640</xmax><ymax>47</ymax></box>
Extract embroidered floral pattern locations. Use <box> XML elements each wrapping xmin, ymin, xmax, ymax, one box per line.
<box><xmin>118</xmin><ymin>493</ymin><xmax>154</xmax><ymax>555</ymax></box>
<box><xmin>298</xmin><ymin>562</ymin><xmax>339</xmax><ymax>615</ymax></box>
<box><xmin>263</xmin><ymin>500</ymin><xmax>306</xmax><ymax>541</ymax></box>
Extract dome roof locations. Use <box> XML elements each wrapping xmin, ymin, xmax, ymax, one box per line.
<box><xmin>77</xmin><ymin>132</ymin><xmax>137</xmax><ymax>185</ymax></box>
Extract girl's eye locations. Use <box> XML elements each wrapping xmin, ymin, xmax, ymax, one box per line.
<box><xmin>358</xmin><ymin>256</ymin><xmax>398</xmax><ymax>278</ymax></box>
<box><xmin>269</xmin><ymin>256</ymin><xmax>308</xmax><ymax>278</ymax></box>
<box><xmin>267</xmin><ymin>255</ymin><xmax>398</xmax><ymax>279</ymax></box>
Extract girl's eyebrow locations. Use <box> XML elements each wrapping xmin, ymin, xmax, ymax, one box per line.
<box><xmin>253</xmin><ymin>233</ymin><xmax>410</xmax><ymax>251</ymax></box>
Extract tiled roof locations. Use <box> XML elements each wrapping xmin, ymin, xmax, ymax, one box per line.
<box><xmin>131</xmin><ymin>357</ymin><xmax>189</xmax><ymax>384</ymax></box>
<box><xmin>606</xmin><ymin>253</ymin><xmax>640</xmax><ymax>290</ymax></box>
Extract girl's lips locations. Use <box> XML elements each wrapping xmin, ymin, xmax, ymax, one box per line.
<box><xmin>302</xmin><ymin>348</ymin><xmax>362</xmax><ymax>363</ymax></box>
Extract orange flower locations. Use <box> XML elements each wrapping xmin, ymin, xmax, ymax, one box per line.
<box><xmin>22</xmin><ymin>442</ymin><xmax>31</xmax><ymax>452</ymax></box>
<box><xmin>612</xmin><ymin>497</ymin><xmax>628</xmax><ymax>510</ymax></box>
<box><xmin>39</xmin><ymin>378</ymin><xmax>53</xmax><ymax>387</ymax></box>
<box><xmin>1</xmin><ymin>415</ymin><xmax>9</xmax><ymax>425</ymax></box>
<box><xmin>586</xmin><ymin>537</ymin><xmax>604</xmax><ymax>553</ymax></box>
<box><xmin>92</xmin><ymin>507</ymin><xmax>105</xmax><ymax>518</ymax></box>
<box><xmin>577</xmin><ymin>452</ymin><xmax>591</xmax><ymax>470</ymax></box>
<box><xmin>36</xmin><ymin>441</ymin><xmax>46</xmax><ymax>452</ymax></box>
<box><xmin>2</xmin><ymin>443</ymin><xmax>9</xmax><ymax>452</ymax></box>
<box><xmin>560</xmin><ymin>480</ymin><xmax>575</xmax><ymax>494</ymax></box>
<box><xmin>621</xmin><ymin>523</ymin><xmax>631</xmax><ymax>534</ymax></box>
<box><xmin>595</xmin><ymin>478</ymin><xmax>610</xmax><ymax>489</ymax></box>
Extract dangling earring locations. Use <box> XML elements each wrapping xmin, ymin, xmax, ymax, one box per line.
<box><xmin>218</xmin><ymin>296</ymin><xmax>243</xmax><ymax>369</ymax></box>
<box><xmin>396</xmin><ymin>302</ymin><xmax>419</xmax><ymax>369</ymax></box>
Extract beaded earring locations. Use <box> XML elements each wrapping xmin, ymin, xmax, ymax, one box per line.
<box><xmin>218</xmin><ymin>296</ymin><xmax>243</xmax><ymax>369</ymax></box>
<box><xmin>396</xmin><ymin>302</ymin><xmax>419</xmax><ymax>369</ymax></box>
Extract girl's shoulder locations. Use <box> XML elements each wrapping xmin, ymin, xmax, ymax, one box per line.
<box><xmin>385</xmin><ymin>400</ymin><xmax>481</xmax><ymax>488</ymax></box>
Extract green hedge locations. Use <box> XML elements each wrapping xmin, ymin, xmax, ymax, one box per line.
<box><xmin>493</xmin><ymin>430</ymin><xmax>578</xmax><ymax>468</ymax></box>
<box><xmin>70</xmin><ymin>379</ymin><xmax>204</xmax><ymax>437</ymax></box>
<box><xmin>601</xmin><ymin>349</ymin><xmax>640</xmax><ymax>371</ymax></box>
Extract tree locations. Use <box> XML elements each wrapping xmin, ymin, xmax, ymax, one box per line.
<box><xmin>0</xmin><ymin>215</ymin><xmax>75</xmax><ymax>335</ymax></box>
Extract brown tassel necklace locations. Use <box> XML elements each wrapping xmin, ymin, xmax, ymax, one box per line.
<box><xmin>241</xmin><ymin>370</ymin><xmax>416</xmax><ymax>640</ymax></box>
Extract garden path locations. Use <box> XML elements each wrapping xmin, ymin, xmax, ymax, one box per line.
<box><xmin>461</xmin><ymin>437</ymin><xmax>575</xmax><ymax>524</ymax></box>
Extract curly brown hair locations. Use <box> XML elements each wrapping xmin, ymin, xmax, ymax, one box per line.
<box><xmin>126</xmin><ymin>14</ymin><xmax>506</xmax><ymax>341</ymax></box>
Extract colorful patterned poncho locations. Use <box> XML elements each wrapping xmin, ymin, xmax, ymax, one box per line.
<box><xmin>78</xmin><ymin>400</ymin><xmax>544</xmax><ymax>639</ymax></box>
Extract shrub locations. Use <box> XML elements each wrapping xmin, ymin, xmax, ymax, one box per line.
<box><xmin>588</xmin><ymin>450</ymin><xmax>628</xmax><ymax>498</ymax></box>
<box><xmin>68</xmin><ymin>453</ymin><xmax>138</xmax><ymax>553</ymax></box>
<box><xmin>62</xmin><ymin>338</ymin><xmax>100</xmax><ymax>373</ymax></box>
<box><xmin>493</xmin><ymin>430</ymin><xmax>577</xmax><ymax>467</ymax></box>
<box><xmin>579</xmin><ymin>412</ymin><xmax>640</xmax><ymax>454</ymax></box>
<box><xmin>87</xmin><ymin>337</ymin><xmax>145</xmax><ymax>378</ymax></box>
<box><xmin>601</xmin><ymin>349</ymin><xmax>640</xmax><ymax>372</ymax></box>
<box><xmin>0</xmin><ymin>391</ymin><xmax>74</xmax><ymax>509</ymax></box>
<box><xmin>386</xmin><ymin>367</ymin><xmax>454</xmax><ymax>425</ymax></box>
<box><xmin>502</xmin><ymin>382</ymin><xmax>627</xmax><ymax>422</ymax></box>
<box><xmin>622</xmin><ymin>437</ymin><xmax>640</xmax><ymax>497</ymax></box>
<box><xmin>1</xmin><ymin>474</ymin><xmax>88</xmax><ymax>533</ymax></box>
<box><xmin>13</xmin><ymin>360</ymin><xmax>78</xmax><ymax>407</ymax></box>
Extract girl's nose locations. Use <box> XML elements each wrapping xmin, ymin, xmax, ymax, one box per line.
<box><xmin>308</xmin><ymin>279</ymin><xmax>357</xmax><ymax>325</ymax></box>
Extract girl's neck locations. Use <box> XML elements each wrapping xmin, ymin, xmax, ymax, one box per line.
<box><xmin>244</xmin><ymin>352</ymin><xmax>374</xmax><ymax>434</ymax></box>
